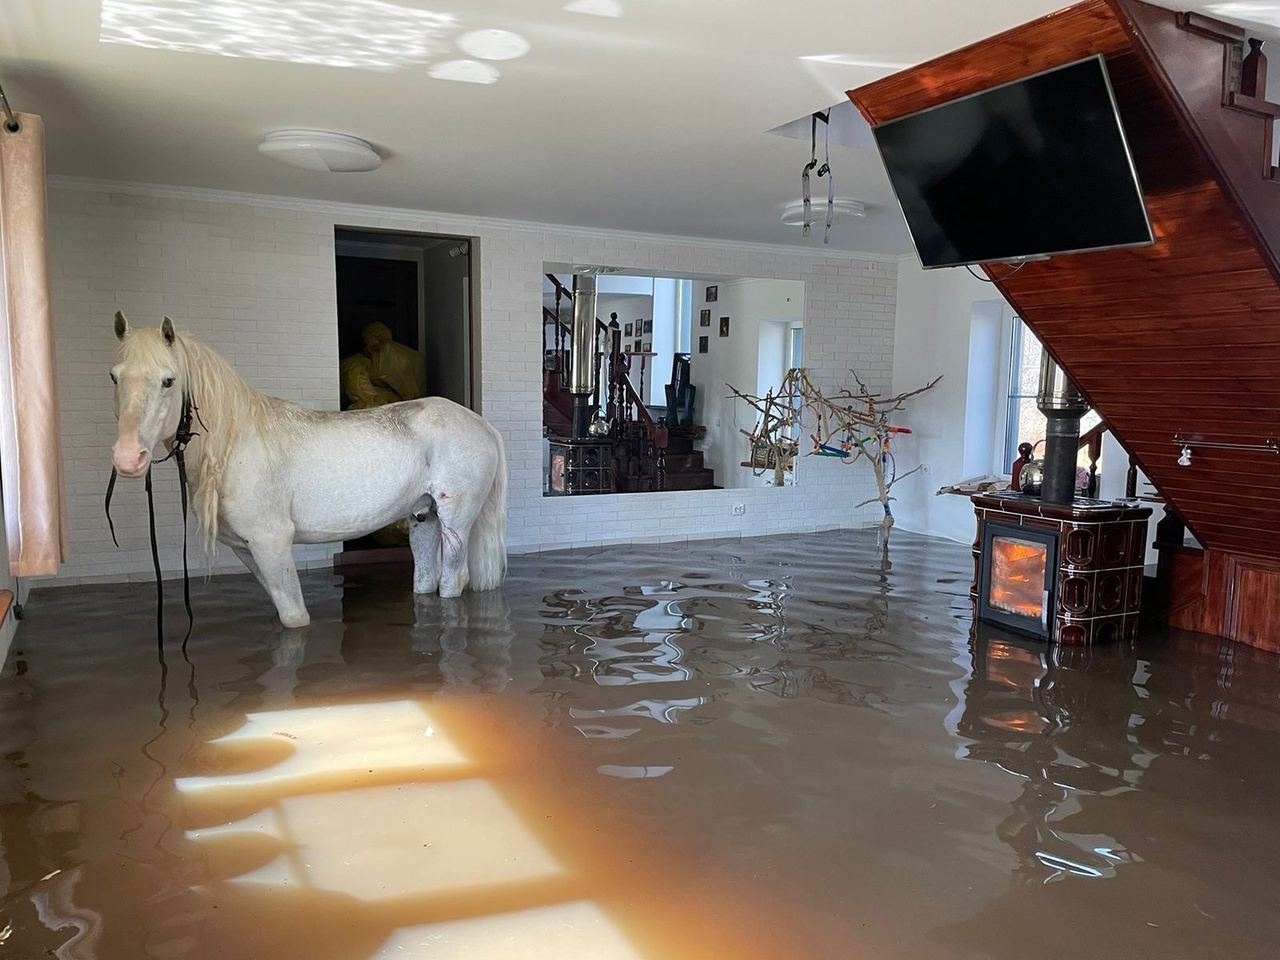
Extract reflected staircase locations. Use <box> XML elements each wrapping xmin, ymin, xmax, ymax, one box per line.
<box><xmin>543</xmin><ymin>275</ymin><xmax>717</xmax><ymax>492</ymax></box>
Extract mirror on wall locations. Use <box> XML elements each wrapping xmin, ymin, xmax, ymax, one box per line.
<box><xmin>541</xmin><ymin>265</ymin><xmax>805</xmax><ymax>497</ymax></box>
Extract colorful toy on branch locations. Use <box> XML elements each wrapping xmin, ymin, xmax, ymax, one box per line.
<box><xmin>727</xmin><ymin>368</ymin><xmax>942</xmax><ymax>539</ymax></box>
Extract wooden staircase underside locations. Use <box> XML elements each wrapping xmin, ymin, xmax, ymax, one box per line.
<box><xmin>851</xmin><ymin>0</ymin><xmax>1280</xmax><ymax>563</ymax></box>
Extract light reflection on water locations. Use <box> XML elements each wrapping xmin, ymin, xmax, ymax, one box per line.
<box><xmin>1</xmin><ymin>531</ymin><xmax>1280</xmax><ymax>957</ymax></box>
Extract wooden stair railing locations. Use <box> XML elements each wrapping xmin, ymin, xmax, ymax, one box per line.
<box><xmin>1076</xmin><ymin>419</ymin><xmax>1147</xmax><ymax>500</ymax></box>
<box><xmin>1078</xmin><ymin>420</ymin><xmax>1108</xmax><ymax>498</ymax></box>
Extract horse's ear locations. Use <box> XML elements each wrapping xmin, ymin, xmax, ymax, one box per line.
<box><xmin>161</xmin><ymin>316</ymin><xmax>176</xmax><ymax>347</ymax></box>
<box><xmin>113</xmin><ymin>311</ymin><xmax>131</xmax><ymax>341</ymax></box>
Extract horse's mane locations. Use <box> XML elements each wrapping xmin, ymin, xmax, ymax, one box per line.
<box><xmin>119</xmin><ymin>329</ymin><xmax>283</xmax><ymax>555</ymax></box>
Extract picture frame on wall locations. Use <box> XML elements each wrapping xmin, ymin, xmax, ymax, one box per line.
<box><xmin>698</xmin><ymin>335</ymin><xmax>709</xmax><ymax>354</ymax></box>
<box><xmin>719</xmin><ymin>316</ymin><xmax>731</xmax><ymax>337</ymax></box>
<box><xmin>706</xmin><ymin>284</ymin><xmax>718</xmax><ymax>302</ymax></box>
<box><xmin>643</xmin><ymin>319</ymin><xmax>653</xmax><ymax>333</ymax></box>
<box><xmin>642</xmin><ymin>340</ymin><xmax>652</xmax><ymax>352</ymax></box>
<box><xmin>633</xmin><ymin>339</ymin><xmax>642</xmax><ymax>352</ymax></box>
<box><xmin>700</xmin><ymin>309</ymin><xmax>711</xmax><ymax>326</ymax></box>
<box><xmin>625</xmin><ymin>322</ymin><xmax>633</xmax><ymax>337</ymax></box>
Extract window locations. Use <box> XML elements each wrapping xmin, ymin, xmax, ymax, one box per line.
<box><xmin>787</xmin><ymin>325</ymin><xmax>804</xmax><ymax>370</ymax></box>
<box><xmin>1003</xmin><ymin>317</ymin><xmax>1100</xmax><ymax>468</ymax></box>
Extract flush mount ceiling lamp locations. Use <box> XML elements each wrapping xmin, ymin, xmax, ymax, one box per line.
<box><xmin>456</xmin><ymin>29</ymin><xmax>530</xmax><ymax>61</ymax></box>
<box><xmin>258</xmin><ymin>130</ymin><xmax>382</xmax><ymax>172</ymax></box>
<box><xmin>781</xmin><ymin>197</ymin><xmax>867</xmax><ymax>227</ymax></box>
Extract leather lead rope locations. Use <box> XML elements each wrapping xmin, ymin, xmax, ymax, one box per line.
<box><xmin>105</xmin><ymin>393</ymin><xmax>201</xmax><ymax>658</ymax></box>
<box><xmin>175</xmin><ymin>443</ymin><xmax>193</xmax><ymax>652</ymax></box>
<box><xmin>144</xmin><ymin>466</ymin><xmax>164</xmax><ymax>654</ymax></box>
<box><xmin>105</xmin><ymin>469</ymin><xmax>120</xmax><ymax>548</ymax></box>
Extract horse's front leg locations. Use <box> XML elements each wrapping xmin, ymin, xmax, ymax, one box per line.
<box><xmin>230</xmin><ymin>544</ymin><xmax>271</xmax><ymax>596</ymax></box>
<box><xmin>246</xmin><ymin>531</ymin><xmax>310</xmax><ymax>628</ymax></box>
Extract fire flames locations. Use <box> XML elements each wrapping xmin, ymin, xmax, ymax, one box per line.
<box><xmin>988</xmin><ymin>537</ymin><xmax>1048</xmax><ymax>620</ymax></box>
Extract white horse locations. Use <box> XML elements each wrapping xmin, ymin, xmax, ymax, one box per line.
<box><xmin>108</xmin><ymin>313</ymin><xmax>507</xmax><ymax>628</ymax></box>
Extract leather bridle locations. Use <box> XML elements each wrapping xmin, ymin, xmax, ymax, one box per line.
<box><xmin>105</xmin><ymin>392</ymin><xmax>204</xmax><ymax>656</ymax></box>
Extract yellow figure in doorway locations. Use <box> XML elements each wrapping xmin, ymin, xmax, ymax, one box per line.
<box><xmin>363</xmin><ymin>321</ymin><xmax>427</xmax><ymax>402</ymax></box>
<box><xmin>339</xmin><ymin>322</ymin><xmax>427</xmax><ymax>410</ymax></box>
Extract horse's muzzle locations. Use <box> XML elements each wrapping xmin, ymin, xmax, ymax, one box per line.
<box><xmin>112</xmin><ymin>443</ymin><xmax>151</xmax><ymax>478</ymax></box>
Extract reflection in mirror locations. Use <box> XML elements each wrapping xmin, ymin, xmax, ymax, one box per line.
<box><xmin>542</xmin><ymin>266</ymin><xmax>805</xmax><ymax>496</ymax></box>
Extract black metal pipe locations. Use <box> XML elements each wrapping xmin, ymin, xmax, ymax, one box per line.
<box><xmin>572</xmin><ymin>397</ymin><xmax>592</xmax><ymax>440</ymax></box>
<box><xmin>1040</xmin><ymin>417</ymin><xmax>1080</xmax><ymax>504</ymax></box>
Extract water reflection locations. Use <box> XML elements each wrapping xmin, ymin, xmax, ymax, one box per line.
<box><xmin>536</xmin><ymin>577</ymin><xmax>795</xmax><ymax>773</ymax></box>
<box><xmin>950</xmin><ymin>626</ymin><xmax>1149</xmax><ymax>884</ymax></box>
<box><xmin>5</xmin><ymin>533</ymin><xmax>1280</xmax><ymax>958</ymax></box>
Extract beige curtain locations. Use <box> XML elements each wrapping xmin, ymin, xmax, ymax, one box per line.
<box><xmin>0</xmin><ymin>112</ymin><xmax>65</xmax><ymax>577</ymax></box>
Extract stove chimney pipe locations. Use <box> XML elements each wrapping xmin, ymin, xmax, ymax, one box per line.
<box><xmin>569</xmin><ymin>273</ymin><xmax>599</xmax><ymax>439</ymax></box>
<box><xmin>1035</xmin><ymin>353</ymin><xmax>1090</xmax><ymax>505</ymax></box>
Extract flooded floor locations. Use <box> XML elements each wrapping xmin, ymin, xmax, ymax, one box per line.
<box><xmin>2</xmin><ymin>530</ymin><xmax>1280</xmax><ymax>959</ymax></box>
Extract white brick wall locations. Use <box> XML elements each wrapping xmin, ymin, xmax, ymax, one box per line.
<box><xmin>45</xmin><ymin>178</ymin><xmax>897</xmax><ymax>584</ymax></box>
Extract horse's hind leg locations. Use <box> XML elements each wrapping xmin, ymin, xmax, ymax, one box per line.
<box><xmin>246</xmin><ymin>532</ymin><xmax>310</xmax><ymax>629</ymax></box>
<box><xmin>436</xmin><ymin>497</ymin><xmax>483</xmax><ymax>599</ymax></box>
<box><xmin>410</xmin><ymin>507</ymin><xmax>442</xmax><ymax>595</ymax></box>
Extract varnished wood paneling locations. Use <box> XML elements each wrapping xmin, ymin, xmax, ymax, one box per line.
<box><xmin>1226</xmin><ymin>555</ymin><xmax>1280</xmax><ymax>652</ymax></box>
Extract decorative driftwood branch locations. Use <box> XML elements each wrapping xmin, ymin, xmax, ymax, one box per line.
<box><xmin>726</xmin><ymin>368</ymin><xmax>942</xmax><ymax>541</ymax></box>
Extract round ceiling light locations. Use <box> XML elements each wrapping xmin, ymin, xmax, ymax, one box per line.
<box><xmin>258</xmin><ymin>130</ymin><xmax>382</xmax><ymax>173</ymax></box>
<box><xmin>456</xmin><ymin>29</ymin><xmax>530</xmax><ymax>61</ymax></box>
<box><xmin>780</xmin><ymin>197</ymin><xmax>867</xmax><ymax>226</ymax></box>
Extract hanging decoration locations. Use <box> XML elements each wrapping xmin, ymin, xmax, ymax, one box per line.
<box><xmin>727</xmin><ymin>368</ymin><xmax>942</xmax><ymax>540</ymax></box>
<box><xmin>801</xmin><ymin>110</ymin><xmax>834</xmax><ymax>244</ymax></box>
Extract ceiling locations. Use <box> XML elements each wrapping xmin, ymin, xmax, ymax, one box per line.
<box><xmin>0</xmin><ymin>0</ymin><xmax>1250</xmax><ymax>254</ymax></box>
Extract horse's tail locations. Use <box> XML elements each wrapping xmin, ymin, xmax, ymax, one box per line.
<box><xmin>468</xmin><ymin>423</ymin><xmax>508</xmax><ymax>591</ymax></box>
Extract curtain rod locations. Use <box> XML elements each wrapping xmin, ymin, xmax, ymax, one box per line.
<box><xmin>0</xmin><ymin>82</ymin><xmax>19</xmax><ymax>133</ymax></box>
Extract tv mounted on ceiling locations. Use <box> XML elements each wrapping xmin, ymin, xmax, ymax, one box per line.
<box><xmin>871</xmin><ymin>55</ymin><xmax>1154</xmax><ymax>269</ymax></box>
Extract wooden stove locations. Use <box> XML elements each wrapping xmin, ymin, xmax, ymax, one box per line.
<box><xmin>971</xmin><ymin>492</ymin><xmax>1152</xmax><ymax>644</ymax></box>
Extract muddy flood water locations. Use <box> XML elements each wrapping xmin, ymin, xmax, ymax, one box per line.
<box><xmin>2</xmin><ymin>530</ymin><xmax>1279</xmax><ymax>959</ymax></box>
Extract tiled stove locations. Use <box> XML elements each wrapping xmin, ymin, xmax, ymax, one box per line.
<box><xmin>971</xmin><ymin>492</ymin><xmax>1152</xmax><ymax>644</ymax></box>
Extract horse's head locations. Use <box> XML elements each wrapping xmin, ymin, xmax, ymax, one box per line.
<box><xmin>110</xmin><ymin>312</ymin><xmax>187</xmax><ymax>478</ymax></box>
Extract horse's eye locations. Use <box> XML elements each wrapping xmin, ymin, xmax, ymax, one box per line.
<box><xmin>109</xmin><ymin>373</ymin><xmax>117</xmax><ymax>385</ymax></box>
<box><xmin>161</xmin><ymin>377</ymin><xmax>174</xmax><ymax>389</ymax></box>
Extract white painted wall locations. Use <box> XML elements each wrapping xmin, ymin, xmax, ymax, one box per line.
<box><xmin>41</xmin><ymin>178</ymin><xmax>897</xmax><ymax>586</ymax></box>
<box><xmin>888</xmin><ymin>258</ymin><xmax>1006</xmax><ymax>544</ymax></box>
<box><xmin>689</xmin><ymin>278</ymin><xmax>804</xmax><ymax>490</ymax></box>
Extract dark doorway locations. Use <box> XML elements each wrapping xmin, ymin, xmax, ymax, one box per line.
<box><xmin>333</xmin><ymin>227</ymin><xmax>475</xmax><ymax>561</ymax></box>
<box><xmin>336</xmin><ymin>256</ymin><xmax>421</xmax><ymax>357</ymax></box>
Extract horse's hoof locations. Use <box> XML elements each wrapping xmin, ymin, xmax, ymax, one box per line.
<box><xmin>280</xmin><ymin>612</ymin><xmax>311</xmax><ymax>629</ymax></box>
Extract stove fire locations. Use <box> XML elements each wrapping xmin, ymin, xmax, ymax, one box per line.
<box><xmin>988</xmin><ymin>536</ymin><xmax>1049</xmax><ymax>621</ymax></box>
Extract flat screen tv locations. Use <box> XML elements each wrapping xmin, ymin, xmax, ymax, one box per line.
<box><xmin>872</xmin><ymin>55</ymin><xmax>1153</xmax><ymax>269</ymax></box>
